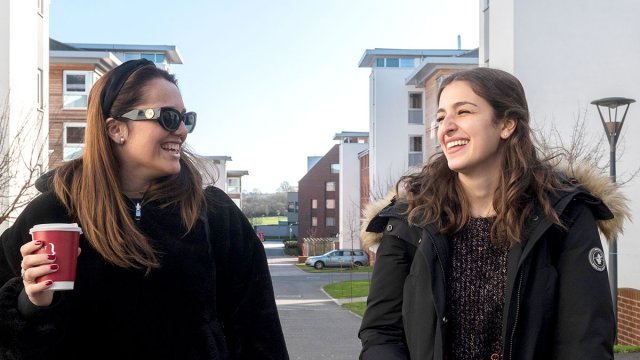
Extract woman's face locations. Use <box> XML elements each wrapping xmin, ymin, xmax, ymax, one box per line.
<box><xmin>114</xmin><ymin>78</ymin><xmax>189</xmax><ymax>185</ymax></box>
<box><xmin>436</xmin><ymin>80</ymin><xmax>514</xmax><ymax>178</ymax></box>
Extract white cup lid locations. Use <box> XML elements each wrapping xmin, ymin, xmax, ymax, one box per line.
<box><xmin>29</xmin><ymin>223</ymin><xmax>83</xmax><ymax>235</ymax></box>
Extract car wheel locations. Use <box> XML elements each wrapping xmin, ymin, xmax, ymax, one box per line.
<box><xmin>353</xmin><ymin>261</ymin><xmax>363</xmax><ymax>267</ymax></box>
<box><xmin>314</xmin><ymin>261</ymin><xmax>325</xmax><ymax>270</ymax></box>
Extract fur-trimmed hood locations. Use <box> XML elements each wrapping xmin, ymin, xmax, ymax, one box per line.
<box><xmin>360</xmin><ymin>163</ymin><xmax>630</xmax><ymax>248</ymax></box>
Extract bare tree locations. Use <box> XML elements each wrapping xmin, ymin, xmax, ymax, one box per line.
<box><xmin>1</xmin><ymin>105</ymin><xmax>47</xmax><ymax>225</ymax></box>
<box><xmin>275</xmin><ymin>181</ymin><xmax>296</xmax><ymax>193</ymax></box>
<box><xmin>536</xmin><ymin>112</ymin><xmax>639</xmax><ymax>185</ymax></box>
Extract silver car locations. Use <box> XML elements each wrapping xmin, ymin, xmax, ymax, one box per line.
<box><xmin>305</xmin><ymin>249</ymin><xmax>369</xmax><ymax>270</ymax></box>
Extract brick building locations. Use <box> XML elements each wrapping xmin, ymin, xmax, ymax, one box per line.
<box><xmin>297</xmin><ymin>145</ymin><xmax>340</xmax><ymax>244</ymax></box>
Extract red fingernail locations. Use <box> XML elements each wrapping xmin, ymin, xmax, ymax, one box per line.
<box><xmin>45</xmin><ymin>280</ymin><xmax>53</xmax><ymax>286</ymax></box>
<box><xmin>50</xmin><ymin>264</ymin><xmax>59</xmax><ymax>270</ymax></box>
<box><xmin>47</xmin><ymin>255</ymin><xmax>56</xmax><ymax>260</ymax></box>
<box><xmin>34</xmin><ymin>240</ymin><xmax>42</xmax><ymax>245</ymax></box>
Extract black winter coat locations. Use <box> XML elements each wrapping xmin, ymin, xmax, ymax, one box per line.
<box><xmin>0</xmin><ymin>186</ymin><xmax>289</xmax><ymax>360</ymax></box>
<box><xmin>359</xmin><ymin>179</ymin><xmax>621</xmax><ymax>360</ymax></box>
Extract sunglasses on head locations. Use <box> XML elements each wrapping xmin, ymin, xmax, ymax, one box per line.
<box><xmin>117</xmin><ymin>107</ymin><xmax>197</xmax><ymax>133</ymax></box>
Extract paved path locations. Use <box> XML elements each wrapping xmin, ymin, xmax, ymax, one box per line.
<box><xmin>269</xmin><ymin>255</ymin><xmax>369</xmax><ymax>360</ymax></box>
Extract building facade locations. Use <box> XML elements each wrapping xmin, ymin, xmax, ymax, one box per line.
<box><xmin>0</xmin><ymin>0</ymin><xmax>49</xmax><ymax>230</ymax></box>
<box><xmin>298</xmin><ymin>145</ymin><xmax>340</xmax><ymax>242</ymax></box>
<box><xmin>479</xmin><ymin>0</ymin><xmax>640</xmax><ymax>292</ymax></box>
<box><xmin>335</xmin><ymin>132</ymin><xmax>368</xmax><ymax>249</ymax></box>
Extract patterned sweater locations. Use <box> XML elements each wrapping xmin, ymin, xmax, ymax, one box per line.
<box><xmin>446</xmin><ymin>217</ymin><xmax>509</xmax><ymax>360</ymax></box>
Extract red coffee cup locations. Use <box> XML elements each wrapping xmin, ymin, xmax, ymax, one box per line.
<box><xmin>29</xmin><ymin>223</ymin><xmax>82</xmax><ymax>291</ymax></box>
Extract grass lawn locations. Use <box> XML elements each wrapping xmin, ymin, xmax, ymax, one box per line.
<box><xmin>615</xmin><ymin>345</ymin><xmax>640</xmax><ymax>353</ymax></box>
<box><xmin>295</xmin><ymin>264</ymin><xmax>373</xmax><ymax>273</ymax></box>
<box><xmin>343</xmin><ymin>301</ymin><xmax>367</xmax><ymax>317</ymax></box>
<box><xmin>323</xmin><ymin>280</ymin><xmax>371</xmax><ymax>299</ymax></box>
<box><xmin>249</xmin><ymin>216</ymin><xmax>287</xmax><ymax>225</ymax></box>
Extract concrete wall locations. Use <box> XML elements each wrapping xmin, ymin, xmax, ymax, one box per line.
<box><xmin>481</xmin><ymin>0</ymin><xmax>640</xmax><ymax>288</ymax></box>
<box><xmin>338</xmin><ymin>142</ymin><xmax>368</xmax><ymax>249</ymax></box>
<box><xmin>369</xmin><ymin>68</ymin><xmax>424</xmax><ymax>199</ymax></box>
<box><xmin>0</xmin><ymin>0</ymin><xmax>49</xmax><ymax>230</ymax></box>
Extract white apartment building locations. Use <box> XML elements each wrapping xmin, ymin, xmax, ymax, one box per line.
<box><xmin>358</xmin><ymin>49</ymin><xmax>471</xmax><ymax>198</ymax></box>
<box><xmin>480</xmin><ymin>0</ymin><xmax>640</xmax><ymax>289</ymax></box>
<box><xmin>0</xmin><ymin>0</ymin><xmax>50</xmax><ymax>230</ymax></box>
<box><xmin>334</xmin><ymin>131</ymin><xmax>368</xmax><ymax>249</ymax></box>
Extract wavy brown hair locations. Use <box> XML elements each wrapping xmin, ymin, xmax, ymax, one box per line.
<box><xmin>53</xmin><ymin>63</ymin><xmax>204</xmax><ymax>272</ymax></box>
<box><xmin>401</xmin><ymin>67</ymin><xmax>565</xmax><ymax>245</ymax></box>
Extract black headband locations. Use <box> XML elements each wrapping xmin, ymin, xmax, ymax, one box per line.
<box><xmin>99</xmin><ymin>59</ymin><xmax>155</xmax><ymax>118</ymax></box>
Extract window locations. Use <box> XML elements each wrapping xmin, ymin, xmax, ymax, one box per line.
<box><xmin>375</xmin><ymin>58</ymin><xmax>385</xmax><ymax>67</ymax></box>
<box><xmin>63</xmin><ymin>123</ymin><xmax>86</xmax><ymax>160</ymax></box>
<box><xmin>288</xmin><ymin>201</ymin><xmax>298</xmax><ymax>213</ymax></box>
<box><xmin>63</xmin><ymin>71</ymin><xmax>93</xmax><ymax>109</ymax></box>
<box><xmin>330</xmin><ymin>163</ymin><xmax>340</xmax><ymax>174</ymax></box>
<box><xmin>326</xmin><ymin>199</ymin><xmax>335</xmax><ymax>209</ymax></box>
<box><xmin>386</xmin><ymin>58</ymin><xmax>399</xmax><ymax>67</ymax></box>
<box><xmin>326</xmin><ymin>181</ymin><xmax>336</xmax><ymax>191</ymax></box>
<box><xmin>312</xmin><ymin>199</ymin><xmax>317</xmax><ymax>209</ymax></box>
<box><xmin>400</xmin><ymin>58</ymin><xmax>415</xmax><ymax>67</ymax></box>
<box><xmin>227</xmin><ymin>178</ymin><xmax>240</xmax><ymax>193</ymax></box>
<box><xmin>430</xmin><ymin>120</ymin><xmax>442</xmax><ymax>150</ymax></box>
<box><xmin>408</xmin><ymin>93</ymin><xmax>423</xmax><ymax>124</ymax></box>
<box><xmin>37</xmin><ymin>68</ymin><xmax>44</xmax><ymax>110</ymax></box>
<box><xmin>326</xmin><ymin>217</ymin><xmax>335</xmax><ymax>227</ymax></box>
<box><xmin>409</xmin><ymin>136</ymin><xmax>423</xmax><ymax>167</ymax></box>
<box><xmin>311</xmin><ymin>217</ymin><xmax>318</xmax><ymax>227</ymax></box>
<box><xmin>124</xmin><ymin>53</ymin><xmax>166</xmax><ymax>64</ymax></box>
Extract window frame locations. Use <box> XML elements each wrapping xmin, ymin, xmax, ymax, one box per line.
<box><xmin>325</xmin><ymin>217</ymin><xmax>335</xmax><ymax>227</ymax></box>
<box><xmin>408</xmin><ymin>135</ymin><xmax>424</xmax><ymax>167</ymax></box>
<box><xmin>63</xmin><ymin>122</ymin><xmax>86</xmax><ymax>161</ymax></box>
<box><xmin>326</xmin><ymin>199</ymin><xmax>335</xmax><ymax>209</ymax></box>
<box><xmin>326</xmin><ymin>181</ymin><xmax>336</xmax><ymax>192</ymax></box>
<box><xmin>62</xmin><ymin>71</ymin><xmax>93</xmax><ymax>109</ymax></box>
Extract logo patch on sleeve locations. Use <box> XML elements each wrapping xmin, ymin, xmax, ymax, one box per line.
<box><xmin>589</xmin><ymin>248</ymin><xmax>606</xmax><ymax>272</ymax></box>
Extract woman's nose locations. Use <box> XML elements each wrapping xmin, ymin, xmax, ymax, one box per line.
<box><xmin>440</xmin><ymin>115</ymin><xmax>456</xmax><ymax>132</ymax></box>
<box><xmin>173</xmin><ymin>120</ymin><xmax>188</xmax><ymax>136</ymax></box>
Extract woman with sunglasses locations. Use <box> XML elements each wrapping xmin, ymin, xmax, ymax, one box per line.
<box><xmin>0</xmin><ymin>59</ymin><xmax>288</xmax><ymax>359</ymax></box>
<box><xmin>358</xmin><ymin>68</ymin><xmax>625</xmax><ymax>359</ymax></box>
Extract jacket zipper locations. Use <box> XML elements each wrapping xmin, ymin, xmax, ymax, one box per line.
<box><xmin>508</xmin><ymin>271</ymin><xmax>524</xmax><ymax>360</ymax></box>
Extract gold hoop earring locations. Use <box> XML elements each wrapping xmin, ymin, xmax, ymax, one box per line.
<box><xmin>120</xmin><ymin>136</ymin><xmax>125</xmax><ymax>145</ymax></box>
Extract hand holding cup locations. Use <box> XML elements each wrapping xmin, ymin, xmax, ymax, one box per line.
<box><xmin>20</xmin><ymin>223</ymin><xmax>82</xmax><ymax>306</ymax></box>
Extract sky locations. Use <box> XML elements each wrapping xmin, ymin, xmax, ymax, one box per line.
<box><xmin>49</xmin><ymin>0</ymin><xmax>479</xmax><ymax>193</ymax></box>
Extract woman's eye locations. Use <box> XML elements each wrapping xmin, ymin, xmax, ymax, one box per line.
<box><xmin>436</xmin><ymin>116</ymin><xmax>444</xmax><ymax>122</ymax></box>
<box><xmin>458</xmin><ymin>109</ymin><xmax>470</xmax><ymax>115</ymax></box>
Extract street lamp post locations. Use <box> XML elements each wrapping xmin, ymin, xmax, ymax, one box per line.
<box><xmin>590</xmin><ymin>96</ymin><xmax>635</xmax><ymax>318</ymax></box>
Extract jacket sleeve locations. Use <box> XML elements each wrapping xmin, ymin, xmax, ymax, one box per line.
<box><xmin>553</xmin><ymin>201</ymin><xmax>615</xmax><ymax>359</ymax></box>
<box><xmin>205</xmin><ymin>187</ymin><xmax>289</xmax><ymax>359</ymax></box>
<box><xmin>359</xmin><ymin>218</ymin><xmax>417</xmax><ymax>360</ymax></box>
<box><xmin>0</xmin><ymin>195</ymin><xmax>69</xmax><ymax>360</ymax></box>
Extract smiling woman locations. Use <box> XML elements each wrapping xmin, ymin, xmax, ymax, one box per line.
<box><xmin>0</xmin><ymin>60</ymin><xmax>289</xmax><ymax>360</ymax></box>
<box><xmin>358</xmin><ymin>68</ymin><xmax>626</xmax><ymax>360</ymax></box>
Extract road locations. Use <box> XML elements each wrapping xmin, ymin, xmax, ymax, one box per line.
<box><xmin>265</xmin><ymin>241</ymin><xmax>369</xmax><ymax>360</ymax></box>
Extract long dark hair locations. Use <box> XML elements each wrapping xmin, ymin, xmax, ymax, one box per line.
<box><xmin>53</xmin><ymin>61</ymin><xmax>204</xmax><ymax>272</ymax></box>
<box><xmin>400</xmin><ymin>67</ymin><xmax>563</xmax><ymax>245</ymax></box>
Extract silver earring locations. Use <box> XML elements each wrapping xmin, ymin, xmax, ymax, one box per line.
<box><xmin>120</xmin><ymin>136</ymin><xmax>125</xmax><ymax>145</ymax></box>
